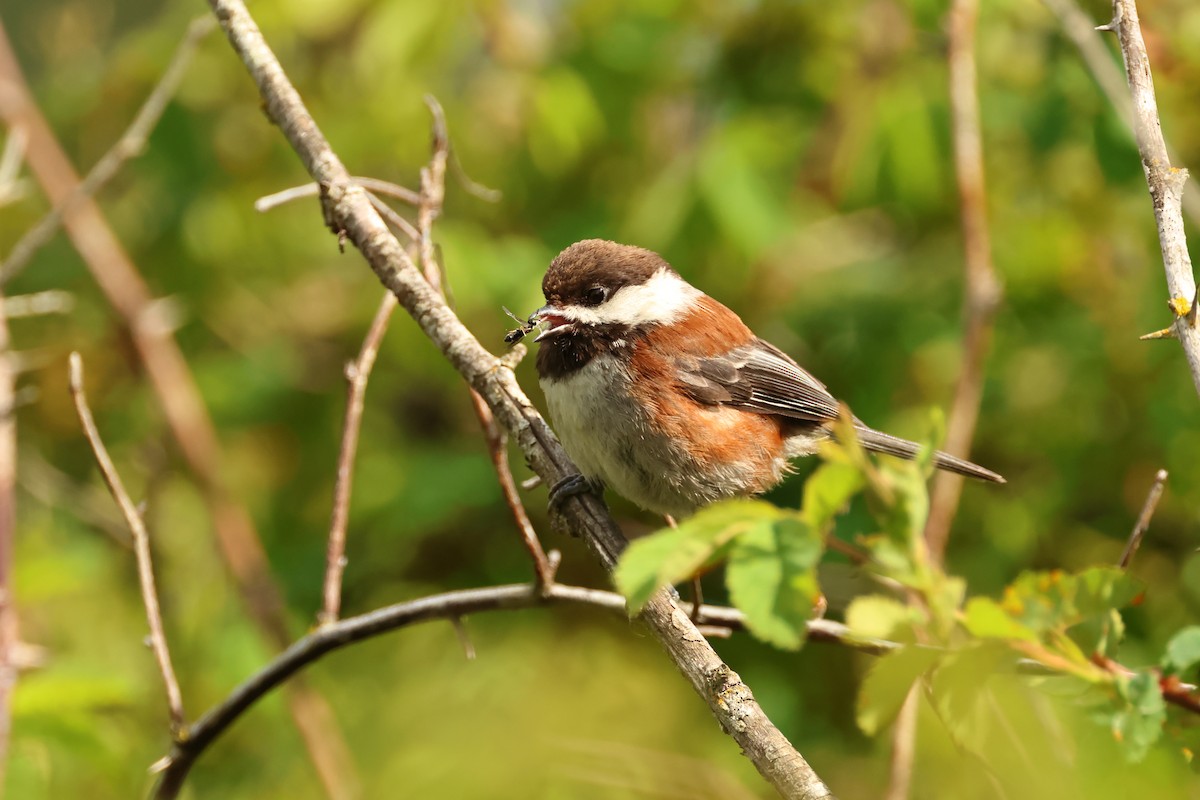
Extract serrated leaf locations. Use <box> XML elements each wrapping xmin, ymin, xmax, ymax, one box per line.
<box><xmin>845</xmin><ymin>594</ymin><xmax>914</xmax><ymax>640</ymax></box>
<box><xmin>802</xmin><ymin>461</ymin><xmax>864</xmax><ymax>532</ymax></box>
<box><xmin>726</xmin><ymin>516</ymin><xmax>823</xmax><ymax>650</ymax></box>
<box><xmin>1162</xmin><ymin>626</ymin><xmax>1200</xmax><ymax>675</ymax></box>
<box><xmin>857</xmin><ymin>645</ymin><xmax>943</xmax><ymax>736</ymax></box>
<box><xmin>614</xmin><ymin>499</ymin><xmax>780</xmax><ymax>613</ymax></box>
<box><xmin>1112</xmin><ymin>671</ymin><xmax>1166</xmax><ymax>762</ymax></box>
<box><xmin>962</xmin><ymin>597</ymin><xmax>1039</xmax><ymax>642</ymax></box>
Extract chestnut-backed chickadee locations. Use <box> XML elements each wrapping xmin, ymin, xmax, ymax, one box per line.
<box><xmin>529</xmin><ymin>239</ymin><xmax>1004</xmax><ymax>519</ymax></box>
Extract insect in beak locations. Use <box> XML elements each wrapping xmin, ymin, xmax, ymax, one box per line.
<box><xmin>503</xmin><ymin>306</ymin><xmax>538</xmax><ymax>345</ymax></box>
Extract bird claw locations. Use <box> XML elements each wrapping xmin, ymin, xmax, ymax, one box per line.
<box><xmin>548</xmin><ymin>473</ymin><xmax>602</xmax><ymax>512</ymax></box>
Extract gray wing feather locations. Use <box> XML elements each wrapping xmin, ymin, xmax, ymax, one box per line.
<box><xmin>676</xmin><ymin>339</ymin><xmax>840</xmax><ymax>422</ymax></box>
<box><xmin>675</xmin><ymin>339</ymin><xmax>1006</xmax><ymax>484</ymax></box>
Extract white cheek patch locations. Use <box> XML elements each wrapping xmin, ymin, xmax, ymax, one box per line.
<box><xmin>560</xmin><ymin>269</ymin><xmax>702</xmax><ymax>327</ymax></box>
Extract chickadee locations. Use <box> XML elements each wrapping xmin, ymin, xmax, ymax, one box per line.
<box><xmin>527</xmin><ymin>239</ymin><xmax>1005</xmax><ymax>519</ymax></box>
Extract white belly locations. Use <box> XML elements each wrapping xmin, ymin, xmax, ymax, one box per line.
<box><xmin>540</xmin><ymin>356</ymin><xmax>756</xmax><ymax>518</ymax></box>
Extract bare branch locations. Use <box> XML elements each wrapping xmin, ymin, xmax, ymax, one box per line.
<box><xmin>1118</xmin><ymin>468</ymin><xmax>1167</xmax><ymax>569</ymax></box>
<box><xmin>926</xmin><ymin>0</ymin><xmax>1003</xmax><ymax>562</ymax></box>
<box><xmin>67</xmin><ymin>353</ymin><xmax>184</xmax><ymax>733</ymax></box>
<box><xmin>0</xmin><ymin>17</ymin><xmax>215</xmax><ymax>284</ymax></box>
<box><xmin>1106</xmin><ymin>0</ymin><xmax>1200</xmax><ymax>395</ymax></box>
<box><xmin>318</xmin><ymin>290</ymin><xmax>397</xmax><ymax>626</ymax></box>
<box><xmin>204</xmin><ymin>1</ymin><xmax>834</xmax><ymax>796</ymax></box>
<box><xmin>0</xmin><ymin>19</ymin><xmax>356</xmax><ymax>795</ymax></box>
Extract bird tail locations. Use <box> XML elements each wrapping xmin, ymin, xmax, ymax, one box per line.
<box><xmin>854</xmin><ymin>426</ymin><xmax>1005</xmax><ymax>484</ymax></box>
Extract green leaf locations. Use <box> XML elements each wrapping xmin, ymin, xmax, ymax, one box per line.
<box><xmin>1073</xmin><ymin>567</ymin><xmax>1143</xmax><ymax>617</ymax></box>
<box><xmin>1162</xmin><ymin>626</ymin><xmax>1200</xmax><ymax>675</ymax></box>
<box><xmin>802</xmin><ymin>461</ymin><xmax>864</xmax><ymax>533</ymax></box>
<box><xmin>845</xmin><ymin>594</ymin><xmax>915</xmax><ymax>641</ymax></box>
<box><xmin>725</xmin><ymin>516</ymin><xmax>824</xmax><ymax>650</ymax></box>
<box><xmin>614</xmin><ymin>499</ymin><xmax>780</xmax><ymax>613</ymax></box>
<box><xmin>929</xmin><ymin>642</ymin><xmax>1017</xmax><ymax>751</ymax></box>
<box><xmin>857</xmin><ymin>645</ymin><xmax>942</xmax><ymax>736</ymax></box>
<box><xmin>962</xmin><ymin>597</ymin><xmax>1039</xmax><ymax>642</ymax></box>
<box><xmin>1001</xmin><ymin>567</ymin><xmax>1142</xmax><ymax>635</ymax></box>
<box><xmin>1111</xmin><ymin>671</ymin><xmax>1167</xmax><ymax>762</ymax></box>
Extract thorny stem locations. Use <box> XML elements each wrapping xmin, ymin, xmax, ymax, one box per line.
<box><xmin>1105</xmin><ymin>0</ymin><xmax>1200</xmax><ymax>396</ymax></box>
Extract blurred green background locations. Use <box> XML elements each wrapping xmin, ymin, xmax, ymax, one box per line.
<box><xmin>2</xmin><ymin>0</ymin><xmax>1199</xmax><ymax>796</ymax></box>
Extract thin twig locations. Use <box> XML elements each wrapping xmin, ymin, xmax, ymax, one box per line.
<box><xmin>206</xmin><ymin>2</ymin><xmax>835</xmax><ymax>797</ymax></box>
<box><xmin>0</xmin><ymin>287</ymin><xmax>16</xmax><ymax>787</ymax></box>
<box><xmin>0</xmin><ymin>16</ymin><xmax>215</xmax><ymax>284</ymax></box>
<box><xmin>318</xmin><ymin>290</ymin><xmax>397</xmax><ymax>626</ymax></box>
<box><xmin>926</xmin><ymin>0</ymin><xmax>1003</xmax><ymax>563</ymax></box>
<box><xmin>1118</xmin><ymin>468</ymin><xmax>1167</xmax><ymax>569</ymax></box>
<box><xmin>254</xmin><ymin>176</ymin><xmax>420</xmax><ymax>212</ymax></box>
<box><xmin>366</xmin><ymin>192</ymin><xmax>420</xmax><ymax>243</ymax></box>
<box><xmin>417</xmin><ymin>95</ymin><xmax>449</xmax><ymax>296</ymax></box>
<box><xmin>67</xmin><ymin>353</ymin><xmax>184</xmax><ymax>733</ymax></box>
<box><xmin>469</xmin><ymin>389</ymin><xmax>557</xmax><ymax>587</ymax></box>
<box><xmin>0</xmin><ymin>20</ymin><xmax>356</xmax><ymax>796</ymax></box>
<box><xmin>1105</xmin><ymin>0</ymin><xmax>1200</xmax><ymax>396</ymax></box>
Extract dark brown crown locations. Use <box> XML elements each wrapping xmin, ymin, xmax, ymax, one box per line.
<box><xmin>542</xmin><ymin>239</ymin><xmax>674</xmax><ymax>306</ymax></box>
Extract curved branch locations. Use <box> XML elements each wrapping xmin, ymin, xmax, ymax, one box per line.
<box><xmin>203</xmin><ymin>3</ymin><xmax>835</xmax><ymax>797</ymax></box>
<box><xmin>152</xmin><ymin>582</ymin><xmax>889</xmax><ymax>797</ymax></box>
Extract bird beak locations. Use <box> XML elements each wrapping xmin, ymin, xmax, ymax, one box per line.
<box><xmin>531</xmin><ymin>305</ymin><xmax>573</xmax><ymax>342</ymax></box>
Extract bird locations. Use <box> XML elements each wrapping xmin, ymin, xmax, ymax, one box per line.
<box><xmin>529</xmin><ymin>239</ymin><xmax>1004</xmax><ymax>519</ymax></box>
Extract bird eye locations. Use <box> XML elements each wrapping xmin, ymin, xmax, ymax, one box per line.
<box><xmin>584</xmin><ymin>286</ymin><xmax>608</xmax><ymax>306</ymax></box>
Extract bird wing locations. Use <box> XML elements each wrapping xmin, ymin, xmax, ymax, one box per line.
<box><xmin>674</xmin><ymin>338</ymin><xmax>841</xmax><ymax>422</ymax></box>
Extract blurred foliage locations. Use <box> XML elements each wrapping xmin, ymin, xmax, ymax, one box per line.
<box><xmin>2</xmin><ymin>0</ymin><xmax>1200</xmax><ymax>796</ymax></box>
<box><xmin>620</xmin><ymin>424</ymin><xmax>1198</xmax><ymax>795</ymax></box>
